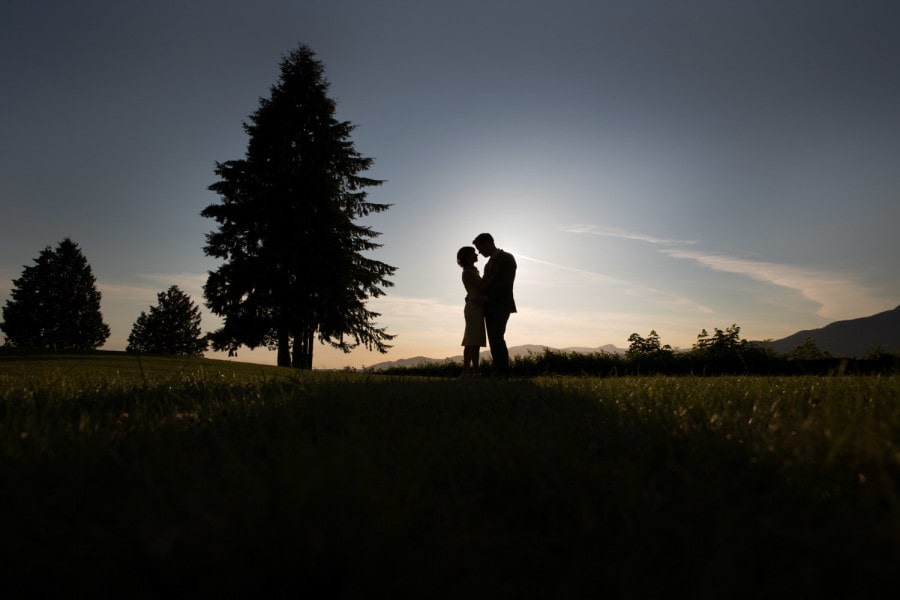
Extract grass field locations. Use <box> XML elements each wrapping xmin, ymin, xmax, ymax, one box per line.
<box><xmin>2</xmin><ymin>352</ymin><xmax>899</xmax><ymax>597</ymax></box>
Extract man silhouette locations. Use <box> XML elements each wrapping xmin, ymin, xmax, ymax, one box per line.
<box><xmin>473</xmin><ymin>233</ymin><xmax>517</xmax><ymax>377</ymax></box>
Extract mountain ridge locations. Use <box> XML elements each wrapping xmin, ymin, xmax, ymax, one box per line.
<box><xmin>760</xmin><ymin>305</ymin><xmax>900</xmax><ymax>357</ymax></box>
<box><xmin>365</xmin><ymin>344</ymin><xmax>624</xmax><ymax>371</ymax></box>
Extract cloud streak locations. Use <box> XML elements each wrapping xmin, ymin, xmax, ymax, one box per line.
<box><xmin>138</xmin><ymin>272</ymin><xmax>209</xmax><ymax>297</ymax></box>
<box><xmin>559</xmin><ymin>224</ymin><xmax>695</xmax><ymax>246</ymax></box>
<box><xmin>516</xmin><ymin>253</ymin><xmax>716</xmax><ymax>315</ymax></box>
<box><xmin>561</xmin><ymin>222</ymin><xmax>890</xmax><ymax>321</ymax></box>
<box><xmin>516</xmin><ymin>253</ymin><xmax>629</xmax><ymax>286</ymax></box>
<box><xmin>661</xmin><ymin>248</ymin><xmax>887</xmax><ymax>320</ymax></box>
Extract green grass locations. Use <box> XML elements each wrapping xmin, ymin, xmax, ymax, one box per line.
<box><xmin>2</xmin><ymin>352</ymin><xmax>899</xmax><ymax>597</ymax></box>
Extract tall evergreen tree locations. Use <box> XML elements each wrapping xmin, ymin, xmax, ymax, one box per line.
<box><xmin>127</xmin><ymin>285</ymin><xmax>208</xmax><ymax>357</ymax></box>
<box><xmin>1</xmin><ymin>238</ymin><xmax>110</xmax><ymax>350</ymax></box>
<box><xmin>202</xmin><ymin>44</ymin><xmax>396</xmax><ymax>368</ymax></box>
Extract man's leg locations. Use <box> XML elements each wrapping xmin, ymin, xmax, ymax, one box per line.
<box><xmin>485</xmin><ymin>309</ymin><xmax>511</xmax><ymax>376</ymax></box>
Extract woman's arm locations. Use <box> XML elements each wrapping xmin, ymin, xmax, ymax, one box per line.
<box><xmin>463</xmin><ymin>268</ymin><xmax>486</xmax><ymax>292</ymax></box>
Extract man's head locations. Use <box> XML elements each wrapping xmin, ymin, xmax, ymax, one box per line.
<box><xmin>472</xmin><ymin>233</ymin><xmax>496</xmax><ymax>257</ymax></box>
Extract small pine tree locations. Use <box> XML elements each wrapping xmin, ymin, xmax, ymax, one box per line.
<box><xmin>127</xmin><ymin>286</ymin><xmax>208</xmax><ymax>357</ymax></box>
<box><xmin>1</xmin><ymin>238</ymin><xmax>110</xmax><ymax>350</ymax></box>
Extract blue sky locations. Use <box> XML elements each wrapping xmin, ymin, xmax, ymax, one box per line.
<box><xmin>2</xmin><ymin>0</ymin><xmax>898</xmax><ymax>368</ymax></box>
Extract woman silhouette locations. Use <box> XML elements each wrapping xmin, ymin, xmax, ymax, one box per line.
<box><xmin>457</xmin><ymin>246</ymin><xmax>487</xmax><ymax>377</ymax></box>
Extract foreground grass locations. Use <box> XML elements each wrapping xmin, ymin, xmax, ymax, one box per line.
<box><xmin>1</xmin><ymin>353</ymin><xmax>899</xmax><ymax>597</ymax></box>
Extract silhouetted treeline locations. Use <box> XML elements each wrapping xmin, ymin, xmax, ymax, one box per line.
<box><xmin>374</xmin><ymin>324</ymin><xmax>898</xmax><ymax>377</ymax></box>
<box><xmin>373</xmin><ymin>347</ymin><xmax>899</xmax><ymax>378</ymax></box>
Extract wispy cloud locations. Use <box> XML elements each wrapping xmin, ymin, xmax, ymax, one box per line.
<box><xmin>662</xmin><ymin>248</ymin><xmax>887</xmax><ymax>319</ymax></box>
<box><xmin>516</xmin><ymin>253</ymin><xmax>716</xmax><ymax>314</ymax></box>
<box><xmin>97</xmin><ymin>273</ymin><xmax>210</xmax><ymax>309</ymax></box>
<box><xmin>559</xmin><ymin>224</ymin><xmax>695</xmax><ymax>246</ymax></box>
<box><xmin>559</xmin><ymin>222</ymin><xmax>891</xmax><ymax>321</ymax></box>
<box><xmin>516</xmin><ymin>253</ymin><xmax>629</xmax><ymax>286</ymax></box>
<box><xmin>95</xmin><ymin>273</ymin><xmax>220</xmax><ymax>351</ymax></box>
<box><xmin>138</xmin><ymin>272</ymin><xmax>209</xmax><ymax>297</ymax></box>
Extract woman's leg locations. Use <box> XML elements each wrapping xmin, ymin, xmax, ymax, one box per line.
<box><xmin>463</xmin><ymin>346</ymin><xmax>478</xmax><ymax>376</ymax></box>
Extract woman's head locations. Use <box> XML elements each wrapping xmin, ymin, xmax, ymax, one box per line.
<box><xmin>457</xmin><ymin>246</ymin><xmax>477</xmax><ymax>268</ymax></box>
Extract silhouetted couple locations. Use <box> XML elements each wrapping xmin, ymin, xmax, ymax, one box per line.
<box><xmin>457</xmin><ymin>233</ymin><xmax>517</xmax><ymax>378</ymax></box>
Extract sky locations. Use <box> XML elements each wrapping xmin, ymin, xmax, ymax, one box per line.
<box><xmin>2</xmin><ymin>0</ymin><xmax>899</xmax><ymax>369</ymax></box>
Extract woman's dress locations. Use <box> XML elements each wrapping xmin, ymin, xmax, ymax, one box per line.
<box><xmin>461</xmin><ymin>266</ymin><xmax>486</xmax><ymax>347</ymax></box>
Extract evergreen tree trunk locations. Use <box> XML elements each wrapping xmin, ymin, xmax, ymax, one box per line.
<box><xmin>291</xmin><ymin>334</ymin><xmax>303</xmax><ymax>369</ymax></box>
<box><xmin>277</xmin><ymin>327</ymin><xmax>291</xmax><ymax>367</ymax></box>
<box><xmin>303</xmin><ymin>328</ymin><xmax>314</xmax><ymax>369</ymax></box>
<box><xmin>291</xmin><ymin>326</ymin><xmax>315</xmax><ymax>369</ymax></box>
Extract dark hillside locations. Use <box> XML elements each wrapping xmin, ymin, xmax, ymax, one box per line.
<box><xmin>765</xmin><ymin>305</ymin><xmax>900</xmax><ymax>357</ymax></box>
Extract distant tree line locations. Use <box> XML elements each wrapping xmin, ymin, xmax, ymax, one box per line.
<box><xmin>3</xmin><ymin>240</ymin><xmax>896</xmax><ymax>374</ymax></box>
<box><xmin>376</xmin><ymin>325</ymin><xmax>898</xmax><ymax>378</ymax></box>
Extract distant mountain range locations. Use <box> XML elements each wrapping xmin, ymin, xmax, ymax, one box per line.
<box><xmin>365</xmin><ymin>344</ymin><xmax>625</xmax><ymax>371</ymax></box>
<box><xmin>365</xmin><ymin>305</ymin><xmax>900</xmax><ymax>370</ymax></box>
<box><xmin>760</xmin><ymin>305</ymin><xmax>900</xmax><ymax>357</ymax></box>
